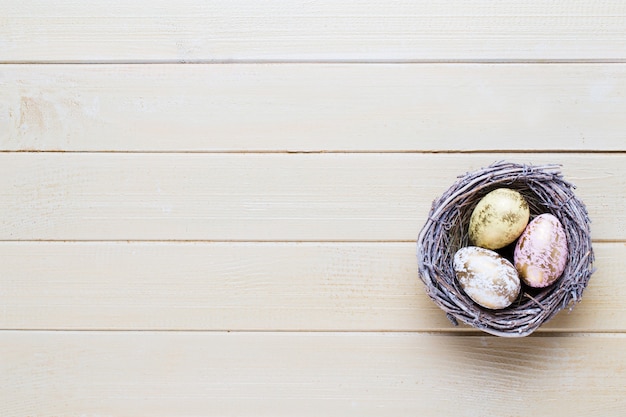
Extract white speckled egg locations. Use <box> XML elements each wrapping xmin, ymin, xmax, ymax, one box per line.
<box><xmin>453</xmin><ymin>246</ymin><xmax>521</xmax><ymax>310</ymax></box>
<box><xmin>514</xmin><ymin>213</ymin><xmax>568</xmax><ymax>288</ymax></box>
<box><xmin>469</xmin><ymin>188</ymin><xmax>530</xmax><ymax>250</ymax></box>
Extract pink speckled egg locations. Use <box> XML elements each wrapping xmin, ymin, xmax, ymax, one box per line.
<box><xmin>514</xmin><ymin>213</ymin><xmax>568</xmax><ymax>288</ymax></box>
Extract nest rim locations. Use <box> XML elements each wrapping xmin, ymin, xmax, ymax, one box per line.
<box><xmin>416</xmin><ymin>161</ymin><xmax>595</xmax><ymax>337</ymax></box>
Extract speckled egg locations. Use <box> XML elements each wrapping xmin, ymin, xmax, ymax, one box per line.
<box><xmin>468</xmin><ymin>188</ymin><xmax>530</xmax><ymax>250</ymax></box>
<box><xmin>453</xmin><ymin>246</ymin><xmax>521</xmax><ymax>310</ymax></box>
<box><xmin>514</xmin><ymin>213</ymin><xmax>568</xmax><ymax>288</ymax></box>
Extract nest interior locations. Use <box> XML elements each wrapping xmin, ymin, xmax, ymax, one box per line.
<box><xmin>416</xmin><ymin>161</ymin><xmax>595</xmax><ymax>337</ymax></box>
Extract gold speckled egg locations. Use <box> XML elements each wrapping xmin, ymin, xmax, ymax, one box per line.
<box><xmin>468</xmin><ymin>188</ymin><xmax>530</xmax><ymax>250</ymax></box>
<box><xmin>453</xmin><ymin>246</ymin><xmax>521</xmax><ymax>310</ymax></box>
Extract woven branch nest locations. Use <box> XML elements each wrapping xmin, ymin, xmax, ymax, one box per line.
<box><xmin>416</xmin><ymin>161</ymin><xmax>595</xmax><ymax>337</ymax></box>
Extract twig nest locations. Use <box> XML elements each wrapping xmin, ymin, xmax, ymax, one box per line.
<box><xmin>416</xmin><ymin>161</ymin><xmax>595</xmax><ymax>337</ymax></box>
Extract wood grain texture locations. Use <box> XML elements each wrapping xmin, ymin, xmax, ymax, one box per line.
<box><xmin>2</xmin><ymin>64</ymin><xmax>626</xmax><ymax>151</ymax></box>
<box><xmin>3</xmin><ymin>3</ymin><xmax>626</xmax><ymax>415</ymax></box>
<box><xmin>2</xmin><ymin>331</ymin><xmax>625</xmax><ymax>417</ymax></box>
<box><xmin>0</xmin><ymin>242</ymin><xmax>622</xmax><ymax>332</ymax></box>
<box><xmin>2</xmin><ymin>0</ymin><xmax>626</xmax><ymax>62</ymax></box>
<box><xmin>1</xmin><ymin>153</ymin><xmax>623</xmax><ymax>241</ymax></box>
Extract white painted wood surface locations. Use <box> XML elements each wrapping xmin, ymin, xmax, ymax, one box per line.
<box><xmin>1</xmin><ymin>153</ymin><xmax>623</xmax><ymax>241</ymax></box>
<box><xmin>1</xmin><ymin>242</ymin><xmax>624</xmax><ymax>332</ymax></box>
<box><xmin>2</xmin><ymin>332</ymin><xmax>626</xmax><ymax>416</ymax></box>
<box><xmin>2</xmin><ymin>0</ymin><xmax>626</xmax><ymax>62</ymax></box>
<box><xmin>2</xmin><ymin>64</ymin><xmax>626</xmax><ymax>151</ymax></box>
<box><xmin>1</xmin><ymin>1</ymin><xmax>625</xmax><ymax>416</ymax></box>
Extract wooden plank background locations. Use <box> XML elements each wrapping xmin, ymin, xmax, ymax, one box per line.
<box><xmin>1</xmin><ymin>1</ymin><xmax>625</xmax><ymax>416</ymax></box>
<box><xmin>3</xmin><ymin>0</ymin><xmax>626</xmax><ymax>62</ymax></box>
<box><xmin>2</xmin><ymin>64</ymin><xmax>626</xmax><ymax>151</ymax></box>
